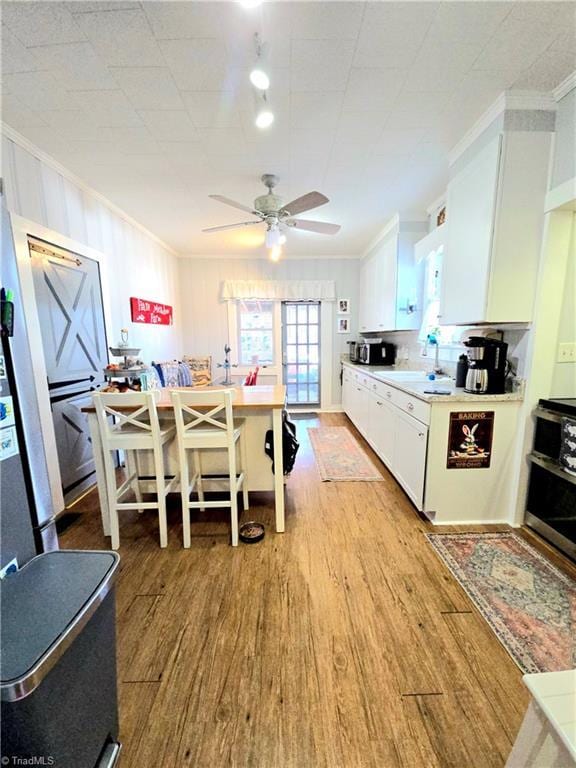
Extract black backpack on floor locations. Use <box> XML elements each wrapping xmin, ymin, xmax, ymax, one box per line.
<box><xmin>264</xmin><ymin>411</ymin><xmax>299</xmax><ymax>475</ymax></box>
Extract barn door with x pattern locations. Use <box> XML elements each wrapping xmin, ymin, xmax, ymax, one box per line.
<box><xmin>30</xmin><ymin>238</ymin><xmax>108</xmax><ymax>500</ymax></box>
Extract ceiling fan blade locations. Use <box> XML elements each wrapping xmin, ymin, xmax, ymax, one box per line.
<box><xmin>209</xmin><ymin>194</ymin><xmax>259</xmax><ymax>215</ymax></box>
<box><xmin>281</xmin><ymin>191</ymin><xmax>329</xmax><ymax>216</ymax></box>
<box><xmin>202</xmin><ymin>221</ymin><xmax>263</xmax><ymax>233</ymax></box>
<box><xmin>286</xmin><ymin>219</ymin><xmax>341</xmax><ymax>235</ymax></box>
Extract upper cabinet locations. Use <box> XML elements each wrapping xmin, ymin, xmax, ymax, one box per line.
<box><xmin>440</xmin><ymin>127</ymin><xmax>552</xmax><ymax>325</ymax></box>
<box><xmin>359</xmin><ymin>217</ymin><xmax>427</xmax><ymax>334</ymax></box>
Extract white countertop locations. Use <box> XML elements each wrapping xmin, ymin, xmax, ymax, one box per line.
<box><xmin>342</xmin><ymin>361</ymin><xmax>524</xmax><ymax>404</ymax></box>
<box><xmin>524</xmin><ymin>669</ymin><xmax>576</xmax><ymax>761</ymax></box>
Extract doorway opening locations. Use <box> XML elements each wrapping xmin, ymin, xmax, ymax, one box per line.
<box><xmin>282</xmin><ymin>301</ymin><xmax>321</xmax><ymax>407</ymax></box>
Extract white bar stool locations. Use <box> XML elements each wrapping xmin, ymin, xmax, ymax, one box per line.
<box><xmin>170</xmin><ymin>389</ymin><xmax>249</xmax><ymax>547</ymax></box>
<box><xmin>92</xmin><ymin>391</ymin><xmax>178</xmax><ymax>549</ymax></box>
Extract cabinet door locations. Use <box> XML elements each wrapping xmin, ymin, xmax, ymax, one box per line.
<box><xmin>342</xmin><ymin>374</ymin><xmax>352</xmax><ymax>417</ymax></box>
<box><xmin>369</xmin><ymin>394</ymin><xmax>396</xmax><ymax>468</ymax></box>
<box><xmin>440</xmin><ymin>135</ymin><xmax>502</xmax><ymax>325</ymax></box>
<box><xmin>358</xmin><ymin>256</ymin><xmax>371</xmax><ymax>333</ymax></box>
<box><xmin>354</xmin><ymin>384</ymin><xmax>370</xmax><ymax>437</ymax></box>
<box><xmin>372</xmin><ymin>236</ymin><xmax>397</xmax><ymax>331</ymax></box>
<box><xmin>393</xmin><ymin>409</ymin><xmax>428</xmax><ymax>510</ymax></box>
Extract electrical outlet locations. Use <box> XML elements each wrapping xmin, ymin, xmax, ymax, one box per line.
<box><xmin>0</xmin><ymin>557</ymin><xmax>18</xmax><ymax>579</ymax></box>
<box><xmin>557</xmin><ymin>342</ymin><xmax>576</xmax><ymax>363</ymax></box>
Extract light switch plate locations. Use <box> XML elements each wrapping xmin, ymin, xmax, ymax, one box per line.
<box><xmin>557</xmin><ymin>342</ymin><xmax>576</xmax><ymax>363</ymax></box>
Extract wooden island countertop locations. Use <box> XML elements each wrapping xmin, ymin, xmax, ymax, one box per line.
<box><xmin>81</xmin><ymin>384</ymin><xmax>287</xmax><ymax>412</ymax></box>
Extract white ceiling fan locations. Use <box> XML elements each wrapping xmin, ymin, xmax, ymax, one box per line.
<box><xmin>202</xmin><ymin>174</ymin><xmax>341</xmax><ymax>247</ymax></box>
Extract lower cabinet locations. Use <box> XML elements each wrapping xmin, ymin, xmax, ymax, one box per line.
<box><xmin>368</xmin><ymin>393</ymin><xmax>395</xmax><ymax>469</ymax></box>
<box><xmin>342</xmin><ymin>372</ymin><xmax>428</xmax><ymax>510</ymax></box>
<box><xmin>393</xmin><ymin>409</ymin><xmax>428</xmax><ymax>509</ymax></box>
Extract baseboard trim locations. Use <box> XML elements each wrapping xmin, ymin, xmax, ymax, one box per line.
<box><xmin>426</xmin><ymin>518</ymin><xmax>512</xmax><ymax>526</ymax></box>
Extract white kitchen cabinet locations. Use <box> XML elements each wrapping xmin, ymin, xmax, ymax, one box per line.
<box><xmin>393</xmin><ymin>409</ymin><xmax>428</xmax><ymax>509</ymax></box>
<box><xmin>341</xmin><ymin>362</ymin><xmax>521</xmax><ymax>523</ymax></box>
<box><xmin>359</xmin><ymin>215</ymin><xmax>427</xmax><ymax>333</ymax></box>
<box><xmin>368</xmin><ymin>393</ymin><xmax>395</xmax><ymax>468</ymax></box>
<box><xmin>441</xmin><ymin>128</ymin><xmax>552</xmax><ymax>325</ymax></box>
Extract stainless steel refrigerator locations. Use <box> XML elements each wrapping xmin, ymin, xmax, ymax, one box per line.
<box><xmin>1</xmin><ymin>196</ymin><xmax>58</xmax><ymax>565</ymax></box>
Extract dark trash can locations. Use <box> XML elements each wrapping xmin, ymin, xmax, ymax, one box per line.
<box><xmin>1</xmin><ymin>550</ymin><xmax>121</xmax><ymax>768</ymax></box>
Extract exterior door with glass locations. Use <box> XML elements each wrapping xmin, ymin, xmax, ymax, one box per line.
<box><xmin>282</xmin><ymin>301</ymin><xmax>321</xmax><ymax>406</ymax></box>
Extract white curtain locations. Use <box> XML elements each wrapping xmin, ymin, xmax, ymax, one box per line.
<box><xmin>221</xmin><ymin>279</ymin><xmax>336</xmax><ymax>301</ymax></box>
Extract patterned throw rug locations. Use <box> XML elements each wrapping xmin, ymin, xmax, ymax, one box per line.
<box><xmin>427</xmin><ymin>532</ymin><xmax>576</xmax><ymax>673</ymax></box>
<box><xmin>308</xmin><ymin>426</ymin><xmax>383</xmax><ymax>481</ymax></box>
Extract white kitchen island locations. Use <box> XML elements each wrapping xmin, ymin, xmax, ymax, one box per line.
<box><xmin>342</xmin><ymin>361</ymin><xmax>524</xmax><ymax>524</ymax></box>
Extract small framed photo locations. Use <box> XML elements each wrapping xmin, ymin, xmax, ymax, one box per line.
<box><xmin>338</xmin><ymin>317</ymin><xmax>350</xmax><ymax>334</ymax></box>
<box><xmin>338</xmin><ymin>298</ymin><xmax>350</xmax><ymax>315</ymax></box>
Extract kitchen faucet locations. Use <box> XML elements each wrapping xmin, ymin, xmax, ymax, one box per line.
<box><xmin>423</xmin><ymin>334</ymin><xmax>444</xmax><ymax>375</ymax></box>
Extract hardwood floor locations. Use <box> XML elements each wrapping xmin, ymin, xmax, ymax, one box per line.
<box><xmin>60</xmin><ymin>412</ymin><xmax>574</xmax><ymax>767</ymax></box>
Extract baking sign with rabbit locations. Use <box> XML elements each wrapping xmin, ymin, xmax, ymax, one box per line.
<box><xmin>447</xmin><ymin>411</ymin><xmax>495</xmax><ymax>469</ymax></box>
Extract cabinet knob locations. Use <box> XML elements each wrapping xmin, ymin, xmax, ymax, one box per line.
<box><xmin>419</xmin><ymin>432</ymin><xmax>424</xmax><ymax>438</ymax></box>
<box><xmin>407</xmin><ymin>402</ymin><xmax>414</xmax><ymax>411</ymax></box>
<box><xmin>377</xmin><ymin>401</ymin><xmax>383</xmax><ymax>406</ymax></box>
<box><xmin>386</xmin><ymin>391</ymin><xmax>392</xmax><ymax>398</ymax></box>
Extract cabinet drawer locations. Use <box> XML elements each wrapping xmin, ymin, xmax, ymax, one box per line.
<box><xmin>365</xmin><ymin>377</ymin><xmax>396</xmax><ymax>403</ymax></box>
<box><xmin>394</xmin><ymin>389</ymin><xmax>430</xmax><ymax>425</ymax></box>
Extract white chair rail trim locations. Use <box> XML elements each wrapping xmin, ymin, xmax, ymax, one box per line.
<box><xmin>221</xmin><ymin>279</ymin><xmax>336</xmax><ymax>301</ymax></box>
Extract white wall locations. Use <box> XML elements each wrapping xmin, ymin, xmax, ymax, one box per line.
<box><xmin>178</xmin><ymin>257</ymin><xmax>360</xmax><ymax>407</ymax></box>
<box><xmin>2</xmin><ymin>134</ymin><xmax>183</xmax><ymax>362</ymax></box>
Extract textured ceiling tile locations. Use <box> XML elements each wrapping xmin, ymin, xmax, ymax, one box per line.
<box><xmin>335</xmin><ymin>113</ymin><xmax>386</xmax><ymax>144</ymax></box>
<box><xmin>160</xmin><ymin>39</ymin><xmax>230</xmax><ymax>91</ymax></box>
<box><xmin>513</xmin><ymin>50</ymin><xmax>576</xmax><ymax>91</ymax></box>
<box><xmin>473</xmin><ymin>18</ymin><xmax>560</xmax><ymax>71</ymax></box>
<box><xmin>290</xmin><ymin>91</ymin><xmax>344</xmax><ymax>132</ymax></box>
<box><xmin>290</xmin><ymin>2</ymin><xmax>364</xmax><ymax>40</ymax></box>
<box><xmin>196</xmin><ymin>127</ymin><xmax>248</xmax><ymax>156</ymax></box>
<box><xmin>74</xmin><ymin>9</ymin><xmax>166</xmax><ymax>67</ymax></box>
<box><xmin>1</xmin><ymin>94</ymin><xmax>48</xmax><ymax>130</ymax></box>
<box><xmin>67</xmin><ymin>2</ymin><xmax>141</xmax><ymax>12</ymax></box>
<box><xmin>143</xmin><ymin>1</ymin><xmax>241</xmax><ymax>40</ymax></box>
<box><xmin>1</xmin><ymin>26</ymin><xmax>42</xmax><ymax>75</ymax></box>
<box><xmin>182</xmin><ymin>92</ymin><xmax>242</xmax><ymax>129</ymax></box>
<box><xmin>111</xmin><ymin>67</ymin><xmax>184</xmax><ymax>110</ymax></box>
<box><xmin>2</xmin><ymin>2</ymin><xmax>86</xmax><ymax>46</ymax></box>
<box><xmin>373</xmin><ymin>128</ymin><xmax>427</xmax><ymax>156</ymax></box>
<box><xmin>138</xmin><ymin>110</ymin><xmax>199</xmax><ymax>142</ymax></box>
<box><xmin>426</xmin><ymin>2</ymin><xmax>512</xmax><ymax>44</ymax></box>
<box><xmin>73</xmin><ymin>90</ymin><xmax>143</xmax><ymax>128</ymax></box>
<box><xmin>36</xmin><ymin>109</ymin><xmax>106</xmax><ymax>140</ymax></box>
<box><xmin>403</xmin><ymin>41</ymin><xmax>484</xmax><ymax>93</ymax></box>
<box><xmin>28</xmin><ymin>42</ymin><xmax>118</xmax><ymax>91</ymax></box>
<box><xmin>291</xmin><ymin>39</ymin><xmax>355</xmax><ymax>92</ymax></box>
<box><xmin>343</xmin><ymin>68</ymin><xmax>404</xmax><ymax>112</ymax></box>
<box><xmin>3</xmin><ymin>71</ymin><xmax>80</xmax><ymax>111</ymax></box>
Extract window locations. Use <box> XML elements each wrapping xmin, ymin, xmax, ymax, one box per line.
<box><xmin>419</xmin><ymin>246</ymin><xmax>459</xmax><ymax>345</ymax></box>
<box><xmin>237</xmin><ymin>300</ymin><xmax>275</xmax><ymax>366</ymax></box>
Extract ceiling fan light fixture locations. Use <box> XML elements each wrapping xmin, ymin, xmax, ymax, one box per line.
<box><xmin>265</xmin><ymin>227</ymin><xmax>281</xmax><ymax>248</ymax></box>
<box><xmin>279</xmin><ymin>233</ymin><xmax>287</xmax><ymax>245</ymax></box>
<box><xmin>269</xmin><ymin>245</ymin><xmax>282</xmax><ymax>262</ymax></box>
<box><xmin>250</xmin><ymin>68</ymin><xmax>270</xmax><ymax>90</ymax></box>
<box><xmin>255</xmin><ymin>109</ymin><xmax>274</xmax><ymax>129</ymax></box>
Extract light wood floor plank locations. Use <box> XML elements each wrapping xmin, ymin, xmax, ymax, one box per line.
<box><xmin>59</xmin><ymin>412</ymin><xmax>573</xmax><ymax>767</ymax></box>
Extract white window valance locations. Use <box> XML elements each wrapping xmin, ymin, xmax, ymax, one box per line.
<box><xmin>221</xmin><ymin>279</ymin><xmax>336</xmax><ymax>301</ymax></box>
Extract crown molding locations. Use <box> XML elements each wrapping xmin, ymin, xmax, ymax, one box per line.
<box><xmin>180</xmin><ymin>252</ymin><xmax>362</xmax><ymax>260</ymax></box>
<box><xmin>1</xmin><ymin>122</ymin><xmax>179</xmax><ymax>257</ymax></box>
<box><xmin>553</xmin><ymin>70</ymin><xmax>576</xmax><ymax>101</ymax></box>
<box><xmin>449</xmin><ymin>89</ymin><xmax>557</xmax><ymax>166</ymax></box>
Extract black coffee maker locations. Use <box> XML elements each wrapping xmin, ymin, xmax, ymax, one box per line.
<box><xmin>463</xmin><ymin>337</ymin><xmax>508</xmax><ymax>394</ymax></box>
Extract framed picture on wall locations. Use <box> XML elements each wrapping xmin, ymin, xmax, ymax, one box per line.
<box><xmin>337</xmin><ymin>317</ymin><xmax>350</xmax><ymax>334</ymax></box>
<box><xmin>338</xmin><ymin>298</ymin><xmax>350</xmax><ymax>315</ymax></box>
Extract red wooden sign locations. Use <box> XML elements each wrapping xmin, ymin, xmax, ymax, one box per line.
<box><xmin>130</xmin><ymin>297</ymin><xmax>173</xmax><ymax>326</ymax></box>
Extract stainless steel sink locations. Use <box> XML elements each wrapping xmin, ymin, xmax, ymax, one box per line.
<box><xmin>373</xmin><ymin>371</ymin><xmax>450</xmax><ymax>382</ymax></box>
